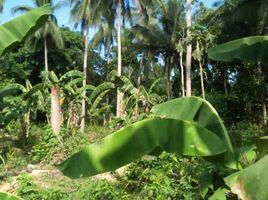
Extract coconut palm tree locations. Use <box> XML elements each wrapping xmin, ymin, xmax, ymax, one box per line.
<box><xmin>70</xmin><ymin>0</ymin><xmax>104</xmax><ymax>132</ymax></box>
<box><xmin>12</xmin><ymin>0</ymin><xmax>63</xmax><ymax>72</ymax></box>
<box><xmin>185</xmin><ymin>0</ymin><xmax>192</xmax><ymax>96</ymax></box>
<box><xmin>131</xmin><ymin>0</ymin><xmax>186</xmax><ymax>99</ymax></box>
<box><xmin>12</xmin><ymin>0</ymin><xmax>63</xmax><ymax>136</ymax></box>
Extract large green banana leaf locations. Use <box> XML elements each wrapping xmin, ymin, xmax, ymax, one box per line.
<box><xmin>151</xmin><ymin>97</ymin><xmax>238</xmax><ymax>169</ymax></box>
<box><xmin>0</xmin><ymin>5</ymin><xmax>51</xmax><ymax>56</ymax></box>
<box><xmin>225</xmin><ymin>156</ymin><xmax>268</xmax><ymax>200</ymax></box>
<box><xmin>207</xmin><ymin>36</ymin><xmax>268</xmax><ymax>63</ymax></box>
<box><xmin>59</xmin><ymin>97</ymin><xmax>233</xmax><ymax>178</ymax></box>
<box><xmin>59</xmin><ymin>118</ymin><xmax>226</xmax><ymax>178</ymax></box>
<box><xmin>0</xmin><ymin>192</ymin><xmax>23</xmax><ymax>200</ymax></box>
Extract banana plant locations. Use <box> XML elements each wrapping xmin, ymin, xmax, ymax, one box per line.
<box><xmin>43</xmin><ymin>71</ymin><xmax>115</xmax><ymax>130</ymax></box>
<box><xmin>225</xmin><ymin>156</ymin><xmax>268</xmax><ymax>200</ymax></box>
<box><xmin>0</xmin><ymin>5</ymin><xmax>51</xmax><ymax>56</ymax></box>
<box><xmin>58</xmin><ymin>96</ymin><xmax>238</xmax><ymax>178</ymax></box>
<box><xmin>111</xmin><ymin>70</ymin><xmax>165</xmax><ymax>123</ymax></box>
<box><xmin>0</xmin><ymin>80</ymin><xmax>47</xmax><ymax>144</ymax></box>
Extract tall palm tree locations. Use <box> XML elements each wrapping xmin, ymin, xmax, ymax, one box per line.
<box><xmin>131</xmin><ymin>0</ymin><xmax>186</xmax><ymax>99</ymax></box>
<box><xmin>12</xmin><ymin>0</ymin><xmax>63</xmax><ymax>72</ymax></box>
<box><xmin>12</xmin><ymin>0</ymin><xmax>63</xmax><ymax>136</ymax></box>
<box><xmin>70</xmin><ymin>0</ymin><xmax>102</xmax><ymax>132</ymax></box>
<box><xmin>185</xmin><ymin>0</ymin><xmax>192</xmax><ymax>96</ymax></box>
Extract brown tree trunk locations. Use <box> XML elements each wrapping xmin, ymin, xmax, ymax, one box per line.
<box><xmin>186</xmin><ymin>0</ymin><xmax>192</xmax><ymax>96</ymax></box>
<box><xmin>116</xmin><ymin>0</ymin><xmax>124</xmax><ymax>117</ymax></box>
<box><xmin>80</xmin><ymin>28</ymin><xmax>89</xmax><ymax>133</ymax></box>
<box><xmin>51</xmin><ymin>85</ymin><xmax>62</xmax><ymax>142</ymax></box>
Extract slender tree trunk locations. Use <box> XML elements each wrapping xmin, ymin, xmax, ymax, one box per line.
<box><xmin>134</xmin><ymin>52</ymin><xmax>144</xmax><ymax>118</ymax></box>
<box><xmin>179</xmin><ymin>52</ymin><xmax>185</xmax><ymax>97</ymax></box>
<box><xmin>51</xmin><ymin>85</ymin><xmax>62</xmax><ymax>143</ymax></box>
<box><xmin>44</xmin><ymin>37</ymin><xmax>48</xmax><ymax>72</ymax></box>
<box><xmin>116</xmin><ymin>0</ymin><xmax>124</xmax><ymax>117</ymax></box>
<box><xmin>166</xmin><ymin>56</ymin><xmax>171</xmax><ymax>100</ymax></box>
<box><xmin>199</xmin><ymin>60</ymin><xmax>205</xmax><ymax>99</ymax></box>
<box><xmin>224</xmin><ymin>70</ymin><xmax>228</xmax><ymax>95</ymax></box>
<box><xmin>20</xmin><ymin>112</ymin><xmax>30</xmax><ymax>147</ymax></box>
<box><xmin>135</xmin><ymin>0</ymin><xmax>142</xmax><ymax>13</ymax></box>
<box><xmin>80</xmin><ymin>29</ymin><xmax>89</xmax><ymax>133</ymax></box>
<box><xmin>257</xmin><ymin>63</ymin><xmax>267</xmax><ymax>127</ymax></box>
<box><xmin>186</xmin><ymin>0</ymin><xmax>192</xmax><ymax>96</ymax></box>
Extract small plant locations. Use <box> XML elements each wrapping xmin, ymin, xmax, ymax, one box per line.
<box><xmin>29</xmin><ymin>125</ymin><xmax>60</xmax><ymax>164</ymax></box>
<box><xmin>17</xmin><ymin>173</ymin><xmax>36</xmax><ymax>197</ymax></box>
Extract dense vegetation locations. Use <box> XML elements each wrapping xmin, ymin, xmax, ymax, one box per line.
<box><xmin>0</xmin><ymin>0</ymin><xmax>267</xmax><ymax>199</ymax></box>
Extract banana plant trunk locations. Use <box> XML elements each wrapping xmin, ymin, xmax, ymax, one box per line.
<box><xmin>51</xmin><ymin>85</ymin><xmax>62</xmax><ymax>142</ymax></box>
<box><xmin>20</xmin><ymin>111</ymin><xmax>30</xmax><ymax>147</ymax></box>
<box><xmin>186</xmin><ymin>0</ymin><xmax>192</xmax><ymax>96</ymax></box>
<box><xmin>116</xmin><ymin>0</ymin><xmax>124</xmax><ymax>117</ymax></box>
<box><xmin>80</xmin><ymin>28</ymin><xmax>89</xmax><ymax>133</ymax></box>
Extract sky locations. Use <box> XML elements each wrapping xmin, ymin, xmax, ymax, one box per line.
<box><xmin>0</xmin><ymin>0</ymin><xmax>215</xmax><ymax>29</ymax></box>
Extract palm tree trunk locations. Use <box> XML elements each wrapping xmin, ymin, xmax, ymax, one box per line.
<box><xmin>166</xmin><ymin>56</ymin><xmax>171</xmax><ymax>100</ymax></box>
<box><xmin>199</xmin><ymin>60</ymin><xmax>205</xmax><ymax>99</ymax></box>
<box><xmin>134</xmin><ymin>52</ymin><xmax>144</xmax><ymax>118</ymax></box>
<box><xmin>179</xmin><ymin>52</ymin><xmax>185</xmax><ymax>97</ymax></box>
<box><xmin>44</xmin><ymin>37</ymin><xmax>48</xmax><ymax>72</ymax></box>
<box><xmin>186</xmin><ymin>0</ymin><xmax>192</xmax><ymax>97</ymax></box>
<box><xmin>116</xmin><ymin>0</ymin><xmax>123</xmax><ymax>117</ymax></box>
<box><xmin>80</xmin><ymin>28</ymin><xmax>89</xmax><ymax>133</ymax></box>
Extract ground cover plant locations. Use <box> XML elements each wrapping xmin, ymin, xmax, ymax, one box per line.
<box><xmin>0</xmin><ymin>0</ymin><xmax>267</xmax><ymax>199</ymax></box>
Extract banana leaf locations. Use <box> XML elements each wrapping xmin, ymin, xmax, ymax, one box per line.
<box><xmin>225</xmin><ymin>156</ymin><xmax>268</xmax><ymax>200</ymax></box>
<box><xmin>59</xmin><ymin>97</ymin><xmax>232</xmax><ymax>178</ymax></box>
<box><xmin>208</xmin><ymin>36</ymin><xmax>268</xmax><ymax>63</ymax></box>
<box><xmin>59</xmin><ymin>118</ymin><xmax>227</xmax><ymax>178</ymax></box>
<box><xmin>0</xmin><ymin>5</ymin><xmax>51</xmax><ymax>56</ymax></box>
<box><xmin>151</xmin><ymin>97</ymin><xmax>238</xmax><ymax>169</ymax></box>
<box><xmin>0</xmin><ymin>192</ymin><xmax>23</xmax><ymax>200</ymax></box>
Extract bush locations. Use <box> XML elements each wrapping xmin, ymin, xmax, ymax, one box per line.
<box><xmin>29</xmin><ymin>125</ymin><xmax>60</xmax><ymax>164</ymax></box>
<box><xmin>122</xmin><ymin>152</ymin><xmax>212</xmax><ymax>200</ymax></box>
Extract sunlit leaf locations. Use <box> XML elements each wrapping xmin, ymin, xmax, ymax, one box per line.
<box><xmin>0</xmin><ymin>5</ymin><xmax>51</xmax><ymax>56</ymax></box>
<box><xmin>208</xmin><ymin>36</ymin><xmax>268</xmax><ymax>63</ymax></box>
<box><xmin>225</xmin><ymin>156</ymin><xmax>268</xmax><ymax>200</ymax></box>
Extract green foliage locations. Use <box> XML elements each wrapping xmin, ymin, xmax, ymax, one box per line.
<box><xmin>208</xmin><ymin>36</ymin><xmax>268</xmax><ymax>63</ymax></box>
<box><xmin>17</xmin><ymin>172</ymin><xmax>36</xmax><ymax>197</ymax></box>
<box><xmin>58</xmin><ymin>97</ymin><xmax>234</xmax><ymax>178</ymax></box>
<box><xmin>225</xmin><ymin>156</ymin><xmax>268</xmax><ymax>200</ymax></box>
<box><xmin>29</xmin><ymin>125</ymin><xmax>60</xmax><ymax>163</ymax></box>
<box><xmin>0</xmin><ymin>5</ymin><xmax>51</xmax><ymax>56</ymax></box>
<box><xmin>151</xmin><ymin>96</ymin><xmax>237</xmax><ymax>169</ymax></box>
<box><xmin>123</xmin><ymin>153</ymin><xmax>206</xmax><ymax>200</ymax></box>
<box><xmin>0</xmin><ymin>192</ymin><xmax>23</xmax><ymax>200</ymax></box>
